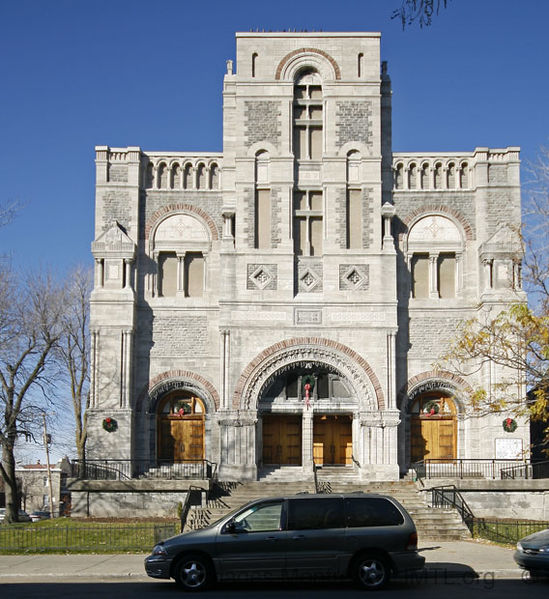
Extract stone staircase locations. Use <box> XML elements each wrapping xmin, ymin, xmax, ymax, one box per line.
<box><xmin>186</xmin><ymin>475</ymin><xmax>470</xmax><ymax>541</ymax></box>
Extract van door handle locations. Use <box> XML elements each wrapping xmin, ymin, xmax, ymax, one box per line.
<box><xmin>292</xmin><ymin>535</ymin><xmax>305</xmax><ymax>540</ymax></box>
<box><xmin>266</xmin><ymin>536</ymin><xmax>278</xmax><ymax>541</ymax></box>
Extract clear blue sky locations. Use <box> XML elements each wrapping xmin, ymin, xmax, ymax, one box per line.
<box><xmin>1</xmin><ymin>0</ymin><xmax>548</xmax><ymax>272</ymax></box>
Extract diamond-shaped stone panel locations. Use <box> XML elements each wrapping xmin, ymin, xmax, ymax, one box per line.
<box><xmin>247</xmin><ymin>264</ymin><xmax>277</xmax><ymax>290</ymax></box>
<box><xmin>339</xmin><ymin>264</ymin><xmax>369</xmax><ymax>291</ymax></box>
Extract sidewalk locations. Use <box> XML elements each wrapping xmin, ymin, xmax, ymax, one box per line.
<box><xmin>0</xmin><ymin>540</ymin><xmax>522</xmax><ymax>581</ymax></box>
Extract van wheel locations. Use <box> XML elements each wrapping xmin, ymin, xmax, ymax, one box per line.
<box><xmin>174</xmin><ymin>554</ymin><xmax>214</xmax><ymax>592</ymax></box>
<box><xmin>352</xmin><ymin>553</ymin><xmax>390</xmax><ymax>590</ymax></box>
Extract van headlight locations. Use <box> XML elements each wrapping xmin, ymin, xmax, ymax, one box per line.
<box><xmin>517</xmin><ymin>542</ymin><xmax>523</xmax><ymax>551</ymax></box>
<box><xmin>151</xmin><ymin>544</ymin><xmax>168</xmax><ymax>557</ymax></box>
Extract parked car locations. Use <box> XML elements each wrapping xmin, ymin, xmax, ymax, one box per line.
<box><xmin>29</xmin><ymin>510</ymin><xmax>51</xmax><ymax>522</ymax></box>
<box><xmin>514</xmin><ymin>528</ymin><xmax>549</xmax><ymax>578</ymax></box>
<box><xmin>0</xmin><ymin>508</ymin><xmax>32</xmax><ymax>523</ymax></box>
<box><xmin>145</xmin><ymin>493</ymin><xmax>425</xmax><ymax>591</ymax></box>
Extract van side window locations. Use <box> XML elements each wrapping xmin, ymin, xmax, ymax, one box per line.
<box><xmin>345</xmin><ymin>498</ymin><xmax>404</xmax><ymax>527</ymax></box>
<box><xmin>232</xmin><ymin>501</ymin><xmax>283</xmax><ymax>532</ymax></box>
<box><xmin>288</xmin><ymin>498</ymin><xmax>344</xmax><ymax>530</ymax></box>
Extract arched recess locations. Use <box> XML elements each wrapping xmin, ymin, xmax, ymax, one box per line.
<box><xmin>137</xmin><ymin>371</ymin><xmax>219</xmax><ymax>465</ymax></box>
<box><xmin>232</xmin><ymin>338</ymin><xmax>384</xmax><ymax>411</ymax></box>
<box><xmin>145</xmin><ymin>204</ymin><xmax>220</xmax><ymax>242</ymax></box>
<box><xmin>275</xmin><ymin>48</ymin><xmax>341</xmax><ymax>81</ymax></box>
<box><xmin>397</xmin><ymin>370</ymin><xmax>473</xmax><ymax>465</ymax></box>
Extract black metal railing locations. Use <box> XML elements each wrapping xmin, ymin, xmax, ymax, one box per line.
<box><xmin>430</xmin><ymin>484</ymin><xmax>475</xmax><ymax>531</ymax></box>
<box><xmin>412</xmin><ymin>458</ymin><xmax>530</xmax><ymax>480</ymax></box>
<box><xmin>500</xmin><ymin>460</ymin><xmax>549</xmax><ymax>480</ymax></box>
<box><xmin>69</xmin><ymin>459</ymin><xmax>218</xmax><ymax>481</ymax></box>
<box><xmin>470</xmin><ymin>519</ymin><xmax>549</xmax><ymax>545</ymax></box>
<box><xmin>0</xmin><ymin>522</ymin><xmax>178</xmax><ymax>553</ymax></box>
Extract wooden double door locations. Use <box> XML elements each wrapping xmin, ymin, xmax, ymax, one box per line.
<box><xmin>410</xmin><ymin>416</ymin><xmax>456</xmax><ymax>461</ymax></box>
<box><xmin>158</xmin><ymin>416</ymin><xmax>204</xmax><ymax>462</ymax></box>
<box><xmin>262</xmin><ymin>415</ymin><xmax>302</xmax><ymax>465</ymax></box>
<box><xmin>313</xmin><ymin>415</ymin><xmax>352</xmax><ymax>466</ymax></box>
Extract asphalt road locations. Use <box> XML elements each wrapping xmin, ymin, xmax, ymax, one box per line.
<box><xmin>1</xmin><ymin>577</ymin><xmax>548</xmax><ymax>599</ymax></box>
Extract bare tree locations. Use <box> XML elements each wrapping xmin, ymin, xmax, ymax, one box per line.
<box><xmin>392</xmin><ymin>0</ymin><xmax>451</xmax><ymax>29</ymax></box>
<box><xmin>57</xmin><ymin>266</ymin><xmax>92</xmax><ymax>467</ymax></box>
<box><xmin>0</xmin><ymin>268</ymin><xmax>65</xmax><ymax>523</ymax></box>
<box><xmin>0</xmin><ymin>200</ymin><xmax>20</xmax><ymax>228</ymax></box>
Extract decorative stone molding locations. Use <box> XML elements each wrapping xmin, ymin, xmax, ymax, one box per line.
<box><xmin>339</xmin><ymin>264</ymin><xmax>369</xmax><ymax>291</ymax></box>
<box><xmin>232</xmin><ymin>337</ymin><xmax>384</xmax><ymax>411</ymax></box>
<box><xmin>247</xmin><ymin>264</ymin><xmax>277</xmax><ymax>290</ymax></box>
<box><xmin>144</xmin><ymin>204</ymin><xmax>219</xmax><ymax>241</ymax></box>
<box><xmin>397</xmin><ymin>369</ymin><xmax>474</xmax><ymax>413</ymax></box>
<box><xmin>275</xmin><ymin>48</ymin><xmax>341</xmax><ymax>80</ymax></box>
<box><xmin>401</xmin><ymin>205</ymin><xmax>473</xmax><ymax>242</ymax></box>
<box><xmin>137</xmin><ymin>369</ymin><xmax>220</xmax><ymax>413</ymax></box>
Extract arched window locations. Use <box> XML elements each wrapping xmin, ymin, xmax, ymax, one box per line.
<box><xmin>408</xmin><ymin>163</ymin><xmax>417</xmax><ymax>189</ymax></box>
<box><xmin>459</xmin><ymin>162</ymin><xmax>469</xmax><ymax>188</ymax></box>
<box><xmin>346</xmin><ymin>151</ymin><xmax>361</xmax><ymax>249</ymax></box>
<box><xmin>196</xmin><ymin>163</ymin><xmax>206</xmax><ymax>190</ymax></box>
<box><xmin>420</xmin><ymin>163</ymin><xmax>429</xmax><ymax>189</ymax></box>
<box><xmin>210</xmin><ymin>163</ymin><xmax>219</xmax><ymax>189</ymax></box>
<box><xmin>407</xmin><ymin>215</ymin><xmax>463</xmax><ymax>299</ymax></box>
<box><xmin>158</xmin><ymin>162</ymin><xmax>168</xmax><ymax>189</ymax></box>
<box><xmin>395</xmin><ymin>163</ymin><xmax>404</xmax><ymax>189</ymax></box>
<box><xmin>357</xmin><ymin>53</ymin><xmax>364</xmax><ymax>78</ymax></box>
<box><xmin>434</xmin><ymin>163</ymin><xmax>442</xmax><ymax>189</ymax></box>
<box><xmin>447</xmin><ymin>163</ymin><xmax>456</xmax><ymax>189</ymax></box>
<box><xmin>152</xmin><ymin>213</ymin><xmax>210</xmax><ymax>299</ymax></box>
<box><xmin>252</xmin><ymin>52</ymin><xmax>258</xmax><ymax>77</ymax></box>
<box><xmin>255</xmin><ymin>151</ymin><xmax>270</xmax><ymax>249</ymax></box>
<box><xmin>170</xmin><ymin>163</ymin><xmax>181</xmax><ymax>189</ymax></box>
<box><xmin>293</xmin><ymin>69</ymin><xmax>322</xmax><ymax>160</ymax></box>
<box><xmin>145</xmin><ymin>162</ymin><xmax>154</xmax><ymax>189</ymax></box>
<box><xmin>183</xmin><ymin>163</ymin><xmax>193</xmax><ymax>189</ymax></box>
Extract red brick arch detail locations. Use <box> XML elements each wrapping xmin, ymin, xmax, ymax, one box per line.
<box><xmin>232</xmin><ymin>337</ymin><xmax>384</xmax><ymax>410</ymax></box>
<box><xmin>145</xmin><ymin>369</ymin><xmax>220</xmax><ymax>410</ymax></box>
<box><xmin>275</xmin><ymin>48</ymin><xmax>341</xmax><ymax>80</ymax></box>
<box><xmin>144</xmin><ymin>204</ymin><xmax>219</xmax><ymax>241</ymax></box>
<box><xmin>402</xmin><ymin>205</ymin><xmax>473</xmax><ymax>242</ymax></box>
<box><xmin>397</xmin><ymin>369</ymin><xmax>474</xmax><ymax>410</ymax></box>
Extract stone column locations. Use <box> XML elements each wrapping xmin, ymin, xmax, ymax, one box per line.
<box><xmin>302</xmin><ymin>409</ymin><xmax>314</xmax><ymax>474</ymax></box>
<box><xmin>429</xmin><ymin>253</ymin><xmax>439</xmax><ymax>299</ymax></box>
<box><xmin>218</xmin><ymin>411</ymin><xmax>258</xmax><ymax>481</ymax></box>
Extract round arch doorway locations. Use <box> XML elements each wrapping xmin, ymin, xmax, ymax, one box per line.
<box><xmin>410</xmin><ymin>392</ymin><xmax>457</xmax><ymax>462</ymax></box>
<box><xmin>157</xmin><ymin>391</ymin><xmax>205</xmax><ymax>463</ymax></box>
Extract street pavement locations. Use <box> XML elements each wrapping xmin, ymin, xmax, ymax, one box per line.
<box><xmin>0</xmin><ymin>540</ymin><xmax>522</xmax><ymax>582</ymax></box>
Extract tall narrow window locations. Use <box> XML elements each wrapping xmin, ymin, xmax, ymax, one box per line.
<box><xmin>185</xmin><ymin>252</ymin><xmax>204</xmax><ymax>297</ymax></box>
<box><xmin>293</xmin><ymin>70</ymin><xmax>323</xmax><ymax>160</ymax></box>
<box><xmin>294</xmin><ymin>190</ymin><xmax>323</xmax><ymax>256</ymax></box>
<box><xmin>145</xmin><ymin>163</ymin><xmax>154</xmax><ymax>188</ymax></box>
<box><xmin>210</xmin><ymin>163</ymin><xmax>219</xmax><ymax>189</ymax></box>
<box><xmin>357</xmin><ymin>53</ymin><xmax>364</xmax><ymax>78</ymax></box>
<box><xmin>409</xmin><ymin>163</ymin><xmax>417</xmax><ymax>189</ymax></box>
<box><xmin>411</xmin><ymin>254</ymin><xmax>429</xmax><ymax>298</ymax></box>
<box><xmin>170</xmin><ymin>163</ymin><xmax>181</xmax><ymax>189</ymax></box>
<box><xmin>438</xmin><ymin>253</ymin><xmax>456</xmax><ymax>298</ymax></box>
<box><xmin>459</xmin><ymin>162</ymin><xmax>469</xmax><ymax>188</ymax></box>
<box><xmin>255</xmin><ymin>189</ymin><xmax>271</xmax><ymax>249</ymax></box>
<box><xmin>395</xmin><ymin>163</ymin><xmax>404</xmax><ymax>189</ymax></box>
<box><xmin>158</xmin><ymin>252</ymin><xmax>177</xmax><ymax>297</ymax></box>
<box><xmin>420</xmin><ymin>163</ymin><xmax>429</xmax><ymax>189</ymax></box>
<box><xmin>158</xmin><ymin>163</ymin><xmax>168</xmax><ymax>189</ymax></box>
<box><xmin>434</xmin><ymin>163</ymin><xmax>442</xmax><ymax>189</ymax></box>
<box><xmin>447</xmin><ymin>163</ymin><xmax>456</xmax><ymax>189</ymax></box>
<box><xmin>183</xmin><ymin>164</ymin><xmax>193</xmax><ymax>189</ymax></box>
<box><xmin>252</xmin><ymin>52</ymin><xmax>258</xmax><ymax>77</ymax></box>
<box><xmin>196</xmin><ymin>164</ymin><xmax>206</xmax><ymax>189</ymax></box>
<box><xmin>347</xmin><ymin>189</ymin><xmax>362</xmax><ymax>249</ymax></box>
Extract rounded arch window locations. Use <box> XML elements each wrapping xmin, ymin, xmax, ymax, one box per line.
<box><xmin>395</xmin><ymin>163</ymin><xmax>404</xmax><ymax>189</ymax></box>
<box><xmin>158</xmin><ymin>391</ymin><xmax>205</xmax><ymax>417</ymax></box>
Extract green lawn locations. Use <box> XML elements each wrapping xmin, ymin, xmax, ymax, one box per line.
<box><xmin>472</xmin><ymin>519</ymin><xmax>549</xmax><ymax>545</ymax></box>
<box><xmin>0</xmin><ymin>518</ymin><xmax>180</xmax><ymax>554</ymax></box>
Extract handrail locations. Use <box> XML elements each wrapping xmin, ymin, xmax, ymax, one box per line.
<box><xmin>70</xmin><ymin>459</ymin><xmax>218</xmax><ymax>481</ymax></box>
<box><xmin>430</xmin><ymin>484</ymin><xmax>475</xmax><ymax>531</ymax></box>
<box><xmin>410</xmin><ymin>458</ymin><xmax>529</xmax><ymax>480</ymax></box>
<box><xmin>500</xmin><ymin>459</ymin><xmax>549</xmax><ymax>480</ymax></box>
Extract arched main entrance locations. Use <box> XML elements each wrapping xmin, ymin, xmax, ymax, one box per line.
<box><xmin>259</xmin><ymin>366</ymin><xmax>356</xmax><ymax>468</ymax></box>
<box><xmin>410</xmin><ymin>392</ymin><xmax>457</xmax><ymax>461</ymax></box>
<box><xmin>157</xmin><ymin>391</ymin><xmax>205</xmax><ymax>462</ymax></box>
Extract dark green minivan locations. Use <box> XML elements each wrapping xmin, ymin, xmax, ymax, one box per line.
<box><xmin>145</xmin><ymin>493</ymin><xmax>425</xmax><ymax>591</ymax></box>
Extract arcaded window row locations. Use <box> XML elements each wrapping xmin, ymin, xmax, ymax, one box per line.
<box><xmin>144</xmin><ymin>161</ymin><xmax>221</xmax><ymax>190</ymax></box>
<box><xmin>394</xmin><ymin>161</ymin><xmax>470</xmax><ymax>191</ymax></box>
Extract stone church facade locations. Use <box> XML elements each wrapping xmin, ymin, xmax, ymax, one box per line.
<box><xmin>88</xmin><ymin>32</ymin><xmax>527</xmax><ymax>483</ymax></box>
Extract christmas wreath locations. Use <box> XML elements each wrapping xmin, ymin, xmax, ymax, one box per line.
<box><xmin>423</xmin><ymin>400</ymin><xmax>440</xmax><ymax>416</ymax></box>
<box><xmin>102</xmin><ymin>417</ymin><xmax>118</xmax><ymax>433</ymax></box>
<box><xmin>502</xmin><ymin>417</ymin><xmax>517</xmax><ymax>433</ymax></box>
